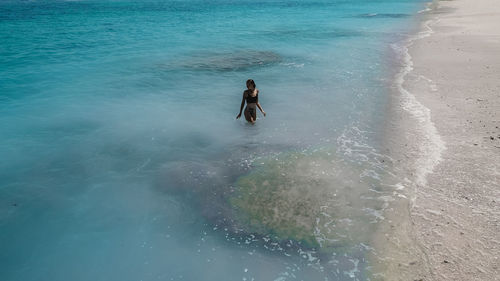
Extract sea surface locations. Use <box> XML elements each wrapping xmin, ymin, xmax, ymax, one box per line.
<box><xmin>0</xmin><ymin>0</ymin><xmax>425</xmax><ymax>280</ymax></box>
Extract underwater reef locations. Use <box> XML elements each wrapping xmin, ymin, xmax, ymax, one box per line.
<box><xmin>161</xmin><ymin>147</ymin><xmax>385</xmax><ymax>253</ymax></box>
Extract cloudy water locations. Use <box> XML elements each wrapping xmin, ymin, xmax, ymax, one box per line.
<box><xmin>1</xmin><ymin>0</ymin><xmax>425</xmax><ymax>280</ymax></box>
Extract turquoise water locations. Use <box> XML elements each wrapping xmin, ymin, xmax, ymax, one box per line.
<box><xmin>1</xmin><ymin>0</ymin><xmax>424</xmax><ymax>280</ymax></box>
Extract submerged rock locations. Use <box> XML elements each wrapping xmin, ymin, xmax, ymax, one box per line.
<box><xmin>229</xmin><ymin>154</ymin><xmax>333</xmax><ymax>248</ymax></box>
<box><xmin>177</xmin><ymin>50</ymin><xmax>282</xmax><ymax>72</ymax></box>
<box><xmin>227</xmin><ymin>150</ymin><xmax>378</xmax><ymax>250</ymax></box>
<box><xmin>160</xmin><ymin>147</ymin><xmax>385</xmax><ymax>252</ymax></box>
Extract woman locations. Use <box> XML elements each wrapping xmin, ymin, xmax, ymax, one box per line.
<box><xmin>236</xmin><ymin>79</ymin><xmax>266</xmax><ymax>123</ymax></box>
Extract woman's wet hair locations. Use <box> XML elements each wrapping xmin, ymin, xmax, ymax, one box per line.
<box><xmin>246</xmin><ymin>79</ymin><xmax>256</xmax><ymax>89</ymax></box>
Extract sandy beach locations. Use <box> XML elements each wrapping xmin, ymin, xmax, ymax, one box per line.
<box><xmin>384</xmin><ymin>0</ymin><xmax>500</xmax><ymax>279</ymax></box>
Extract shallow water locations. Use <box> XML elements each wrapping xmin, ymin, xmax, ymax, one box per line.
<box><xmin>1</xmin><ymin>0</ymin><xmax>425</xmax><ymax>280</ymax></box>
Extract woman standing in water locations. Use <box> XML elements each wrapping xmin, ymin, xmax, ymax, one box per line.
<box><xmin>236</xmin><ymin>79</ymin><xmax>266</xmax><ymax>124</ymax></box>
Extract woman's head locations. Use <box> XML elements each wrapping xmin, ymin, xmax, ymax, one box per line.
<box><xmin>246</xmin><ymin>79</ymin><xmax>256</xmax><ymax>90</ymax></box>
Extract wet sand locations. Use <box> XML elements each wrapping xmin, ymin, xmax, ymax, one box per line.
<box><xmin>385</xmin><ymin>0</ymin><xmax>500</xmax><ymax>279</ymax></box>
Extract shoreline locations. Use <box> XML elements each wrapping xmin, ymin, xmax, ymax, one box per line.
<box><xmin>378</xmin><ymin>0</ymin><xmax>500</xmax><ymax>279</ymax></box>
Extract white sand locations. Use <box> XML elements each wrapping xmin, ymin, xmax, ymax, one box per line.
<box><xmin>384</xmin><ymin>0</ymin><xmax>500</xmax><ymax>280</ymax></box>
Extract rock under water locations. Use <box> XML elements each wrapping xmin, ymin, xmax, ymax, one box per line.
<box><xmin>176</xmin><ymin>50</ymin><xmax>282</xmax><ymax>72</ymax></box>
<box><xmin>227</xmin><ymin>150</ymin><xmax>380</xmax><ymax>251</ymax></box>
<box><xmin>161</xmin><ymin>147</ymin><xmax>385</xmax><ymax>253</ymax></box>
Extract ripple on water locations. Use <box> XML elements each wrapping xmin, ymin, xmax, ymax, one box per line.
<box><xmin>354</xmin><ymin>13</ymin><xmax>410</xmax><ymax>19</ymax></box>
<box><xmin>257</xmin><ymin>27</ymin><xmax>365</xmax><ymax>41</ymax></box>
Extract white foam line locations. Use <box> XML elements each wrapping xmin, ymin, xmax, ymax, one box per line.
<box><xmin>392</xmin><ymin>11</ymin><xmax>446</xmax><ymax>205</ymax></box>
<box><xmin>418</xmin><ymin>3</ymin><xmax>432</xmax><ymax>14</ymax></box>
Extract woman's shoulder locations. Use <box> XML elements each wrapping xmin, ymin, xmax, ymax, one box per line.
<box><xmin>243</xmin><ymin>89</ymin><xmax>258</xmax><ymax>96</ymax></box>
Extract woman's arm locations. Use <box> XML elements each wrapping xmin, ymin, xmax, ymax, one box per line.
<box><xmin>256</xmin><ymin>102</ymin><xmax>266</xmax><ymax>117</ymax></box>
<box><xmin>236</xmin><ymin>92</ymin><xmax>246</xmax><ymax>119</ymax></box>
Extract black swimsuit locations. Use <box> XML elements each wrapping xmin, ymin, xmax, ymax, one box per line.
<box><xmin>245</xmin><ymin>92</ymin><xmax>258</xmax><ymax>118</ymax></box>
<box><xmin>245</xmin><ymin>91</ymin><xmax>258</xmax><ymax>104</ymax></box>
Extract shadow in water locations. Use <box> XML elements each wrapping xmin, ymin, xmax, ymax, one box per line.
<box><xmin>161</xmin><ymin>50</ymin><xmax>282</xmax><ymax>72</ymax></box>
